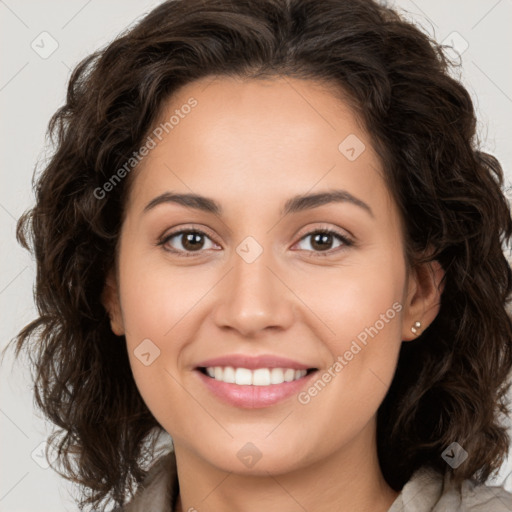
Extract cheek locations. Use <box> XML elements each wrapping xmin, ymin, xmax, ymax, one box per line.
<box><xmin>119</xmin><ymin>248</ymin><xmax>214</xmax><ymax>344</ymax></box>
<box><xmin>117</xmin><ymin>251</ymin><xmax>208</xmax><ymax>422</ymax></box>
<box><xmin>297</xmin><ymin>256</ymin><xmax>405</xmax><ymax>349</ymax></box>
<box><xmin>297</xmin><ymin>253</ymin><xmax>405</xmax><ymax>404</ymax></box>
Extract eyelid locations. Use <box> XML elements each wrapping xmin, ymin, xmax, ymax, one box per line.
<box><xmin>157</xmin><ymin>224</ymin><xmax>220</xmax><ymax>251</ymax></box>
<box><xmin>291</xmin><ymin>225</ymin><xmax>354</xmax><ymax>257</ymax></box>
<box><xmin>157</xmin><ymin>223</ymin><xmax>355</xmax><ymax>257</ymax></box>
<box><xmin>294</xmin><ymin>223</ymin><xmax>354</xmax><ymax>245</ymax></box>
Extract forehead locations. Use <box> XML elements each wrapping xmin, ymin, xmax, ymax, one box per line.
<box><xmin>153</xmin><ymin>75</ymin><xmax>366</xmax><ymax>161</ymax></box>
<box><xmin>126</xmin><ymin>75</ymin><xmax>390</xmax><ymax>216</ymax></box>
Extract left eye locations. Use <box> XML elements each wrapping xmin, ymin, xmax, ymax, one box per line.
<box><xmin>158</xmin><ymin>228</ymin><xmax>352</xmax><ymax>257</ymax></box>
<box><xmin>293</xmin><ymin>229</ymin><xmax>352</xmax><ymax>255</ymax></box>
<box><xmin>159</xmin><ymin>230</ymin><xmax>218</xmax><ymax>255</ymax></box>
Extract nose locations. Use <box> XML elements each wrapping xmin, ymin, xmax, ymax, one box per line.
<box><xmin>212</xmin><ymin>245</ymin><xmax>296</xmax><ymax>338</ymax></box>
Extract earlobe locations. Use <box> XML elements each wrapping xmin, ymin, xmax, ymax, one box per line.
<box><xmin>402</xmin><ymin>259</ymin><xmax>445</xmax><ymax>342</ymax></box>
<box><xmin>101</xmin><ymin>271</ymin><xmax>125</xmax><ymax>336</ymax></box>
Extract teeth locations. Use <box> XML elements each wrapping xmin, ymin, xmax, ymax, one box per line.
<box><xmin>223</xmin><ymin>366</ymin><xmax>236</xmax><ymax>383</ymax></box>
<box><xmin>284</xmin><ymin>368</ymin><xmax>295</xmax><ymax>382</ymax></box>
<box><xmin>270</xmin><ymin>368</ymin><xmax>285</xmax><ymax>384</ymax></box>
<box><xmin>235</xmin><ymin>368</ymin><xmax>252</xmax><ymax>385</ymax></box>
<box><xmin>203</xmin><ymin>367</ymin><xmax>308</xmax><ymax>386</ymax></box>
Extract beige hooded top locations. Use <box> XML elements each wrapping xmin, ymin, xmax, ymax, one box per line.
<box><xmin>117</xmin><ymin>450</ymin><xmax>512</xmax><ymax>512</ymax></box>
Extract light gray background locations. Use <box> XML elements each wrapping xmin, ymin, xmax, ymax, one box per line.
<box><xmin>1</xmin><ymin>1</ymin><xmax>511</xmax><ymax>510</ymax></box>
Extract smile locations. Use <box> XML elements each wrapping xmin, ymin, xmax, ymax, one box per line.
<box><xmin>200</xmin><ymin>366</ymin><xmax>312</xmax><ymax>386</ymax></box>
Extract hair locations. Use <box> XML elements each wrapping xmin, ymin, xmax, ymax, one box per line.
<box><xmin>3</xmin><ymin>0</ymin><xmax>512</xmax><ymax>510</ymax></box>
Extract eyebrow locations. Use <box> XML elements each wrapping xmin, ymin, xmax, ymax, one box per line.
<box><xmin>143</xmin><ymin>189</ymin><xmax>373</xmax><ymax>218</ymax></box>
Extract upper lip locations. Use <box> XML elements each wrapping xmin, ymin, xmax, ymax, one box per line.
<box><xmin>195</xmin><ymin>354</ymin><xmax>316</xmax><ymax>370</ymax></box>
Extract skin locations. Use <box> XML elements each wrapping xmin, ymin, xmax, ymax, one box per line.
<box><xmin>104</xmin><ymin>75</ymin><xmax>444</xmax><ymax>512</ymax></box>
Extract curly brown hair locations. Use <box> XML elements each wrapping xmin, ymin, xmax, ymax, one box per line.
<box><xmin>3</xmin><ymin>0</ymin><xmax>512</xmax><ymax>510</ymax></box>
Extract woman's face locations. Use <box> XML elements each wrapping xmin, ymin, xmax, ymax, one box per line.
<box><xmin>106</xmin><ymin>76</ymin><xmax>437</xmax><ymax>475</ymax></box>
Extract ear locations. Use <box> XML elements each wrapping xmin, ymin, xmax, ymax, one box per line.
<box><xmin>401</xmin><ymin>259</ymin><xmax>445</xmax><ymax>341</ymax></box>
<box><xmin>101</xmin><ymin>269</ymin><xmax>125</xmax><ymax>336</ymax></box>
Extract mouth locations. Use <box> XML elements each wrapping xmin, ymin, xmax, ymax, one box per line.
<box><xmin>197</xmin><ymin>366</ymin><xmax>318</xmax><ymax>386</ymax></box>
<box><xmin>193</xmin><ymin>354</ymin><xmax>320</xmax><ymax>408</ymax></box>
<box><xmin>194</xmin><ymin>362</ymin><xmax>319</xmax><ymax>408</ymax></box>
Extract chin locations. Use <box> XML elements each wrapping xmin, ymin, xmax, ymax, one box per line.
<box><xmin>190</xmin><ymin>437</ymin><xmax>317</xmax><ymax>477</ymax></box>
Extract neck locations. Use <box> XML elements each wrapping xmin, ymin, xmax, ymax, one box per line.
<box><xmin>172</xmin><ymin>420</ymin><xmax>399</xmax><ymax>512</ymax></box>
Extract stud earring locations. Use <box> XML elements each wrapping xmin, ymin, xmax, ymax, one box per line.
<box><xmin>411</xmin><ymin>321</ymin><xmax>422</xmax><ymax>334</ymax></box>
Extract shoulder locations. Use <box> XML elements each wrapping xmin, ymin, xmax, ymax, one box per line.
<box><xmin>388</xmin><ymin>466</ymin><xmax>512</xmax><ymax>512</ymax></box>
<box><xmin>452</xmin><ymin>474</ymin><xmax>512</xmax><ymax>512</ymax></box>
<box><xmin>112</xmin><ymin>450</ymin><xmax>178</xmax><ymax>512</ymax></box>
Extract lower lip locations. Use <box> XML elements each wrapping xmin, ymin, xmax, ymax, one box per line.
<box><xmin>195</xmin><ymin>369</ymin><xmax>318</xmax><ymax>409</ymax></box>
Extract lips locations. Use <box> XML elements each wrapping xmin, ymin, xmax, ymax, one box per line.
<box><xmin>194</xmin><ymin>354</ymin><xmax>318</xmax><ymax>408</ymax></box>
<box><xmin>195</xmin><ymin>354</ymin><xmax>314</xmax><ymax>370</ymax></box>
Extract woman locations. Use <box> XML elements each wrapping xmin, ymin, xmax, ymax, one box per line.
<box><xmin>6</xmin><ymin>0</ymin><xmax>512</xmax><ymax>510</ymax></box>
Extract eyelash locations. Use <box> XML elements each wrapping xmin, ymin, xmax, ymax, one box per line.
<box><xmin>157</xmin><ymin>226</ymin><xmax>354</xmax><ymax>258</ymax></box>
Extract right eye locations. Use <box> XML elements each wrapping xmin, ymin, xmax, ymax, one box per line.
<box><xmin>158</xmin><ymin>228</ymin><xmax>220</xmax><ymax>257</ymax></box>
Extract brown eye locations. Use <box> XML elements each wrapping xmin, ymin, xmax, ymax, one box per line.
<box><xmin>159</xmin><ymin>229</ymin><xmax>218</xmax><ymax>256</ymax></box>
<box><xmin>295</xmin><ymin>229</ymin><xmax>353</xmax><ymax>256</ymax></box>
